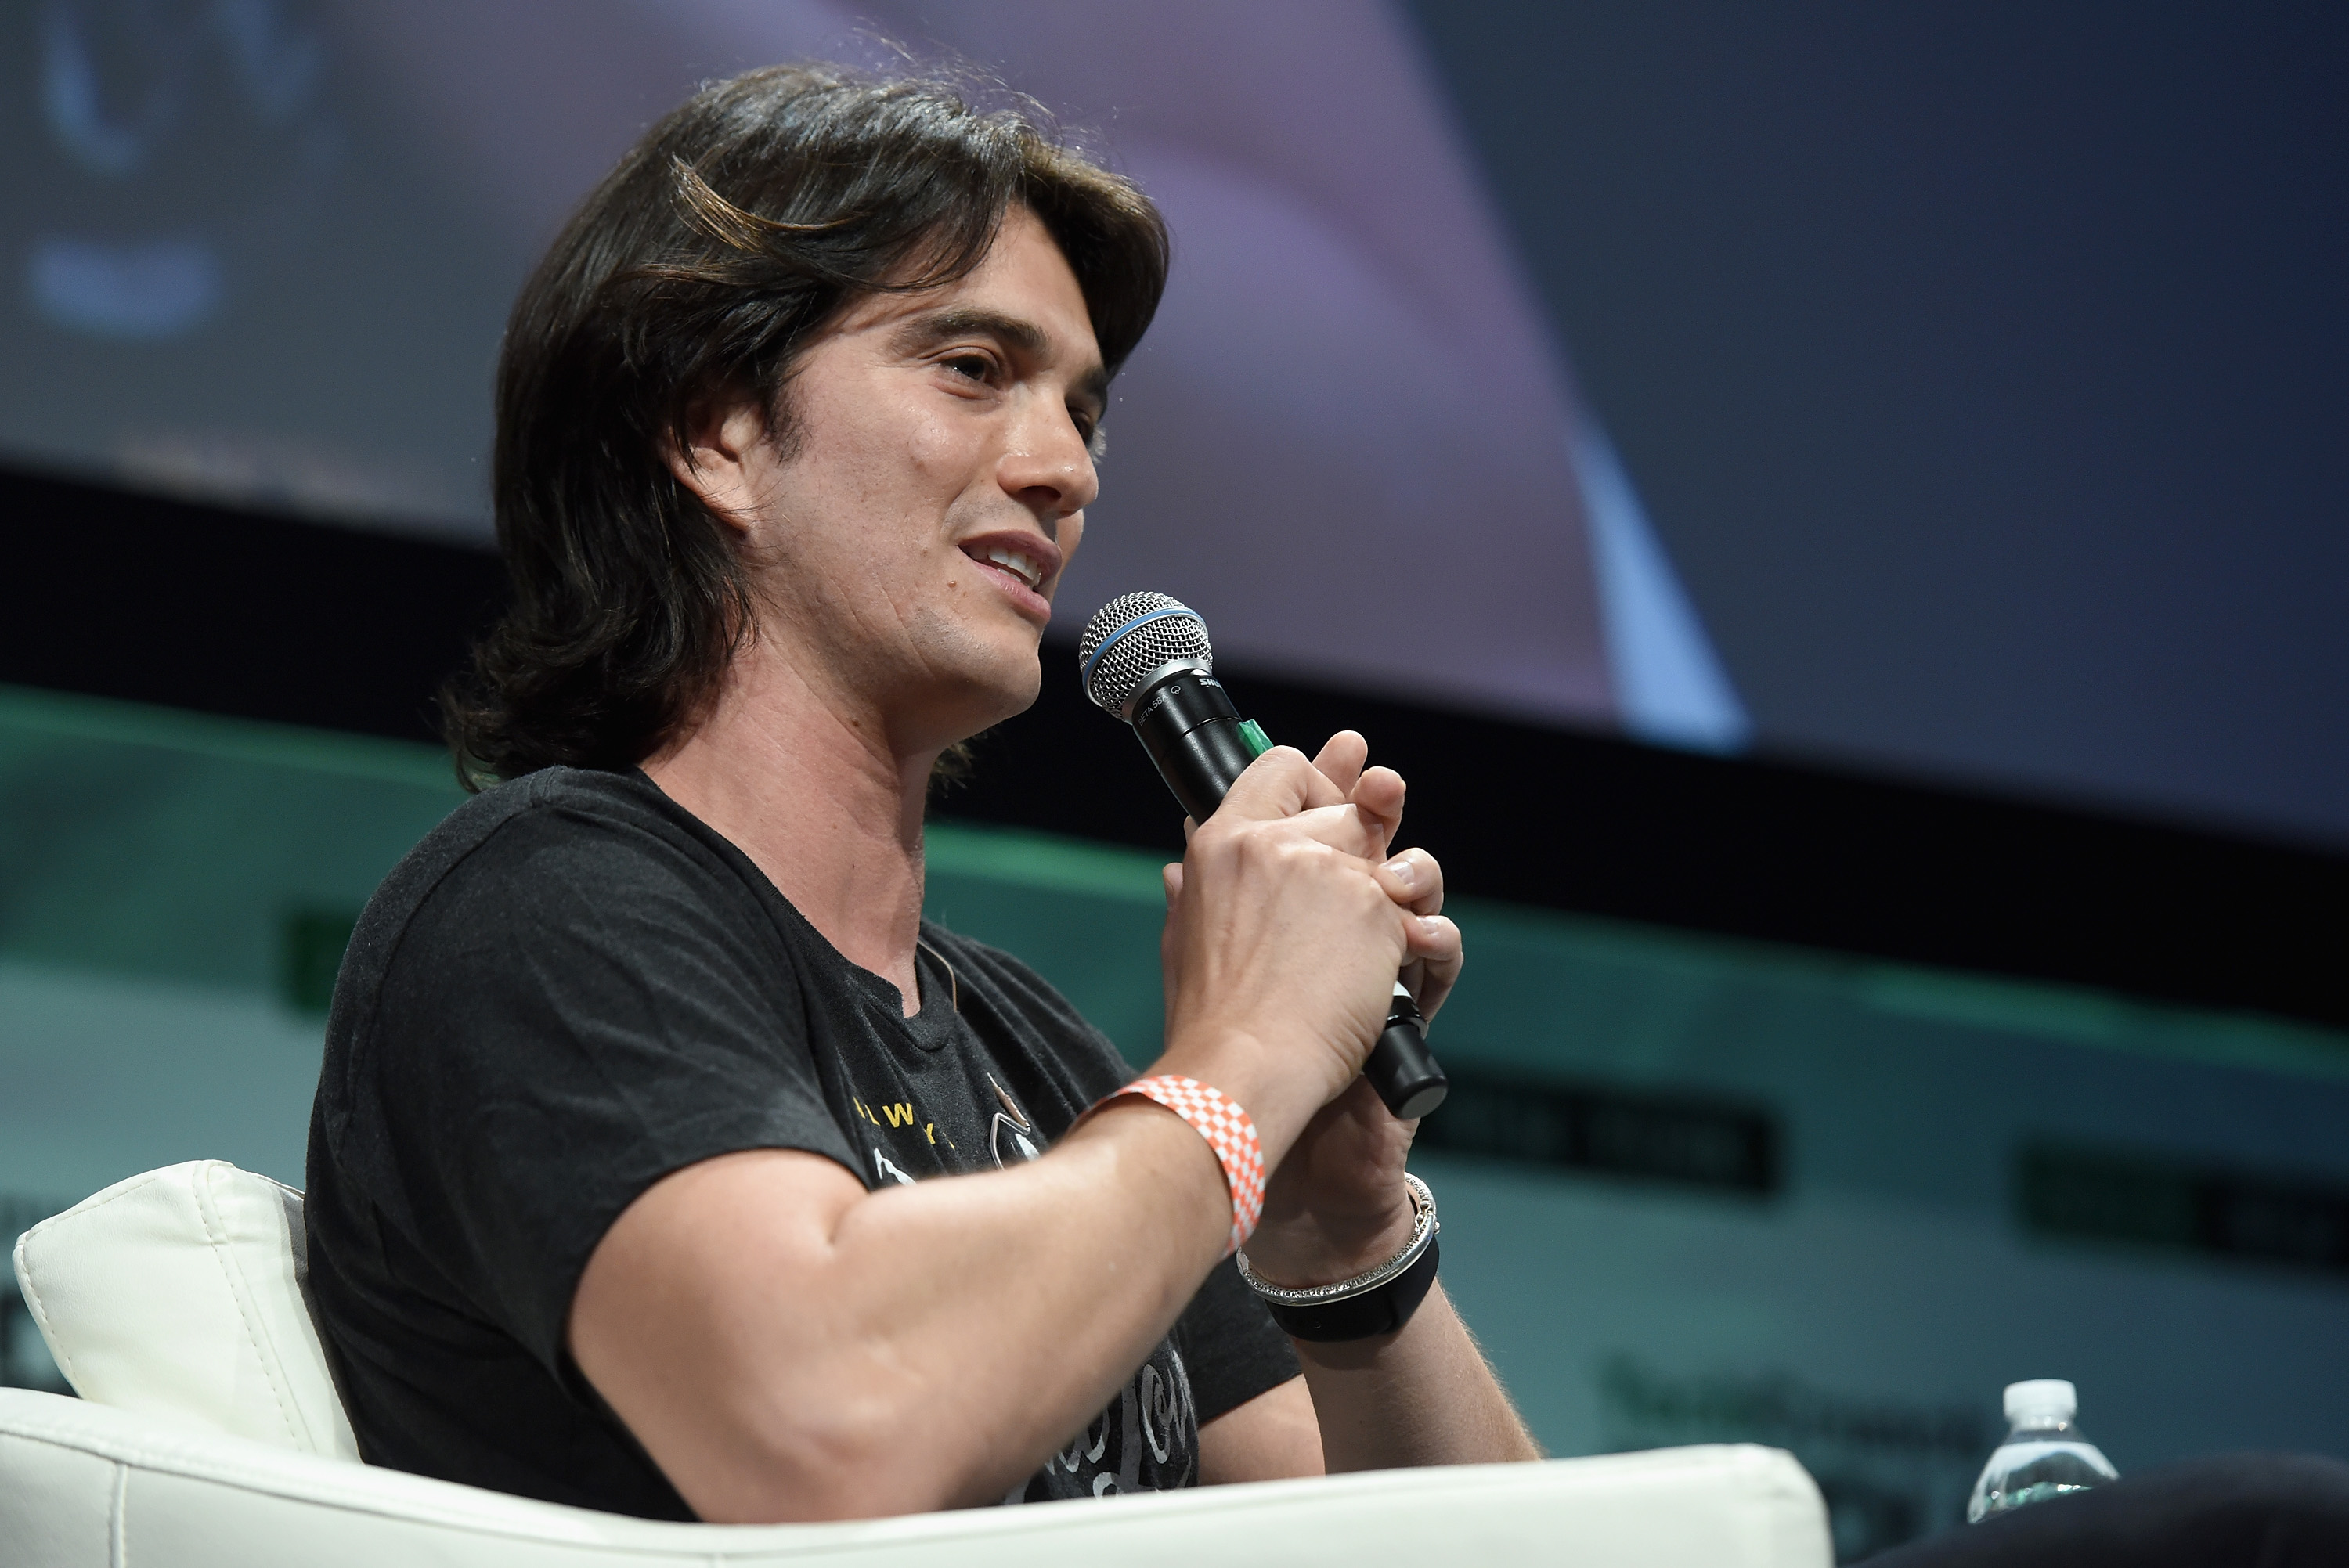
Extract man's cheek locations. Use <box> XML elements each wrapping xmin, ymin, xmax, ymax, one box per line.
<box><xmin>898</xmin><ymin>411</ymin><xmax>976</xmax><ymax>479</ymax></box>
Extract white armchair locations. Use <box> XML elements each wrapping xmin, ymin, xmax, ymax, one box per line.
<box><xmin>4</xmin><ymin>1162</ymin><xmax>1831</xmax><ymax>1566</ymax></box>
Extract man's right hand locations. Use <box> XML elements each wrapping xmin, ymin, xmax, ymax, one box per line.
<box><xmin>1152</xmin><ymin>739</ymin><xmax>1420</xmax><ymax>1162</ymax></box>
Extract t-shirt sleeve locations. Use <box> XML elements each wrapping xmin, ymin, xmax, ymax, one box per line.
<box><xmin>1176</xmin><ymin>1256</ymin><xmax>1301</xmax><ymax>1426</ymax></box>
<box><xmin>360</xmin><ymin>798</ymin><xmax>860</xmax><ymax>1382</ymax></box>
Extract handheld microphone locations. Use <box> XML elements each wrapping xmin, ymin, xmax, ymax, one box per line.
<box><xmin>1077</xmin><ymin>592</ymin><xmax>1448</xmax><ymax>1121</ymax></box>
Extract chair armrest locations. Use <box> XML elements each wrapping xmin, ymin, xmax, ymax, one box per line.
<box><xmin>1</xmin><ymin>1388</ymin><xmax>1830</xmax><ymax>1568</ymax></box>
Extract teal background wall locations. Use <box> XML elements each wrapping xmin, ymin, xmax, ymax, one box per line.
<box><xmin>5</xmin><ymin>684</ymin><xmax>2346</xmax><ymax>1558</ymax></box>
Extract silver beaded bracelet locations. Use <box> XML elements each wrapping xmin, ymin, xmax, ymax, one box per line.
<box><xmin>1235</xmin><ymin>1173</ymin><xmax>1438</xmax><ymax>1306</ymax></box>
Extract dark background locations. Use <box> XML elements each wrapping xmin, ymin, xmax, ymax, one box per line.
<box><xmin>5</xmin><ymin>465</ymin><xmax>2340</xmax><ymax>1032</ymax></box>
<box><xmin>1404</xmin><ymin>0</ymin><xmax>2349</xmax><ymax>852</ymax></box>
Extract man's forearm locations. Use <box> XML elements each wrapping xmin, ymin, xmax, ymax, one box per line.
<box><xmin>572</xmin><ymin>1098</ymin><xmax>1236</xmax><ymax>1520</ymax></box>
<box><xmin>1294</xmin><ymin>1284</ymin><xmax>1543</xmax><ymax>1472</ymax></box>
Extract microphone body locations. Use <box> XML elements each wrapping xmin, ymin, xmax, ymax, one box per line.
<box><xmin>1081</xmin><ymin>597</ymin><xmax>1449</xmax><ymax>1121</ymax></box>
<box><xmin>1129</xmin><ymin>668</ymin><xmax>1257</xmax><ymax>823</ymax></box>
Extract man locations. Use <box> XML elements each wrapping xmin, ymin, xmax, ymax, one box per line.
<box><xmin>305</xmin><ymin>63</ymin><xmax>1539</xmax><ymax>1525</ymax></box>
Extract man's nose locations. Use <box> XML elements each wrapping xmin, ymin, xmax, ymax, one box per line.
<box><xmin>996</xmin><ymin>398</ymin><xmax>1099</xmax><ymax>526</ymax></box>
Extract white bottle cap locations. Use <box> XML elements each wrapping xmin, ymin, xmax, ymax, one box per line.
<box><xmin>2004</xmin><ymin>1379</ymin><xmax>2077</xmax><ymax>1426</ymax></box>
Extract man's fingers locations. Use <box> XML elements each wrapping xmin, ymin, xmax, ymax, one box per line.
<box><xmin>1311</xmin><ymin>730</ymin><xmax>1369</xmax><ymax>795</ymax></box>
<box><xmin>1405</xmin><ymin>913</ymin><xmax>1461</xmax><ymax>965</ymax></box>
<box><xmin>1350</xmin><ymin>765</ymin><xmax>1405</xmax><ymax>830</ymax></box>
<box><xmin>1215</xmin><ymin>746</ymin><xmax>1345</xmax><ymax>820</ymax></box>
<box><xmin>1162</xmin><ymin>862</ymin><xmax>1184</xmax><ymax>910</ymax></box>
<box><xmin>1200</xmin><ymin>743</ymin><xmax>1398</xmax><ymax>861</ymax></box>
<box><xmin>1375</xmin><ymin>848</ymin><xmax>1444</xmax><ymax>916</ymax></box>
<box><xmin>1313</xmin><ymin>737</ymin><xmax>1405</xmax><ymax>857</ymax></box>
<box><xmin>1399</xmin><ymin>914</ymin><xmax>1464</xmax><ymax>1025</ymax></box>
<box><xmin>1347</xmin><ymin>766</ymin><xmax>1405</xmax><ymax>865</ymax></box>
<box><xmin>1265</xmin><ymin>799</ymin><xmax>1406</xmax><ymax>862</ymax></box>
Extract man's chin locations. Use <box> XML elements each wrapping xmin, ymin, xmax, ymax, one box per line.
<box><xmin>929</xmin><ymin>647</ymin><xmax>1044</xmax><ymax>744</ymax></box>
<box><xmin>977</xmin><ymin>657</ymin><xmax>1045</xmax><ymax>726</ymax></box>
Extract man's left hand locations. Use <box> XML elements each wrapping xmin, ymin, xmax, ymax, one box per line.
<box><xmin>1240</xmin><ymin>730</ymin><xmax>1463</xmax><ymax>1288</ymax></box>
<box><xmin>1304</xmin><ymin>730</ymin><xmax>1463</xmax><ymax>1027</ymax></box>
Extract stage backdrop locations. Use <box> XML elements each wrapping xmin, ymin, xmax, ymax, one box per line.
<box><xmin>9</xmin><ymin>2</ymin><xmax>2346</xmax><ymax>847</ymax></box>
<box><xmin>0</xmin><ymin>0</ymin><xmax>1747</xmax><ymax>752</ymax></box>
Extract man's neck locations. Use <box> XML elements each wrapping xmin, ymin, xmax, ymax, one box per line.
<box><xmin>642</xmin><ymin>636</ymin><xmax>935</xmax><ymax>1017</ymax></box>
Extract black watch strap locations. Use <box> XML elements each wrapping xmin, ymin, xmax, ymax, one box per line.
<box><xmin>1263</xmin><ymin>1235</ymin><xmax>1440</xmax><ymax>1343</ymax></box>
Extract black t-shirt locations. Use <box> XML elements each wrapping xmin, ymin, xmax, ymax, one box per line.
<box><xmin>304</xmin><ymin>767</ymin><xmax>1296</xmax><ymax>1519</ymax></box>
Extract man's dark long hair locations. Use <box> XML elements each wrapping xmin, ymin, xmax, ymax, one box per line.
<box><xmin>443</xmin><ymin>64</ymin><xmax>1170</xmax><ymax>787</ymax></box>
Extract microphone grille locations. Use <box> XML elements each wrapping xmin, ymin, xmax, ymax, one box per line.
<box><xmin>1077</xmin><ymin>591</ymin><xmax>1213</xmax><ymax>716</ymax></box>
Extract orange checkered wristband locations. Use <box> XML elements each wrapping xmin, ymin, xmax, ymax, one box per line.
<box><xmin>1112</xmin><ymin>1075</ymin><xmax>1266</xmax><ymax>1256</ymax></box>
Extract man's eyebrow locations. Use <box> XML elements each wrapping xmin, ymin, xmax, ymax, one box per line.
<box><xmin>894</xmin><ymin>305</ymin><xmax>1109</xmax><ymax>409</ymax></box>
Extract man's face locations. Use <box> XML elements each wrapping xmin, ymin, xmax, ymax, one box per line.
<box><xmin>705</xmin><ymin>206</ymin><xmax>1106</xmax><ymax>755</ymax></box>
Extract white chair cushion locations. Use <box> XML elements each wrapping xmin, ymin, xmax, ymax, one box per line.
<box><xmin>12</xmin><ymin>1161</ymin><xmax>358</xmax><ymax>1460</ymax></box>
<box><xmin>0</xmin><ymin>1388</ymin><xmax>1831</xmax><ymax>1567</ymax></box>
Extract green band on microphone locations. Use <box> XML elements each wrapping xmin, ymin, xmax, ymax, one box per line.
<box><xmin>1237</xmin><ymin>719</ymin><xmax>1273</xmax><ymax>759</ymax></box>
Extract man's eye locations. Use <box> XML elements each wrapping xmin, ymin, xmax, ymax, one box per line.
<box><xmin>942</xmin><ymin>354</ymin><xmax>992</xmax><ymax>382</ymax></box>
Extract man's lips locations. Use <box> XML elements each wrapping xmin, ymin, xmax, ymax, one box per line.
<box><xmin>958</xmin><ymin>530</ymin><xmax>1063</xmax><ymax>614</ymax></box>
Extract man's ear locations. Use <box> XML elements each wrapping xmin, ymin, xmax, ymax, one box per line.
<box><xmin>662</xmin><ymin>400</ymin><xmax>771</xmax><ymax>537</ymax></box>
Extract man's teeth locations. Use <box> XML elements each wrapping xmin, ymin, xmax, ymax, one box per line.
<box><xmin>981</xmin><ymin>546</ymin><xmax>1042</xmax><ymax>589</ymax></box>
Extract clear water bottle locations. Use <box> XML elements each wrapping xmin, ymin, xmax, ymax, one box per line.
<box><xmin>1967</xmin><ymin>1379</ymin><xmax>2120</xmax><ymax>1522</ymax></box>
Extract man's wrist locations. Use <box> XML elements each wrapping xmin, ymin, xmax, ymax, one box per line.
<box><xmin>1286</xmin><ymin>1279</ymin><xmax>1449</xmax><ymax>1372</ymax></box>
<box><xmin>1233</xmin><ymin>1191</ymin><xmax>1416</xmax><ymax>1289</ymax></box>
<box><xmin>1108</xmin><ymin>1074</ymin><xmax>1265</xmax><ymax>1255</ymax></box>
<box><xmin>1241</xmin><ymin>1174</ymin><xmax>1441</xmax><ymax>1343</ymax></box>
<box><xmin>1066</xmin><ymin>1095</ymin><xmax>1234</xmax><ymax>1255</ymax></box>
<box><xmin>1147</xmin><ymin>1027</ymin><xmax>1322</xmax><ymax>1161</ymax></box>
